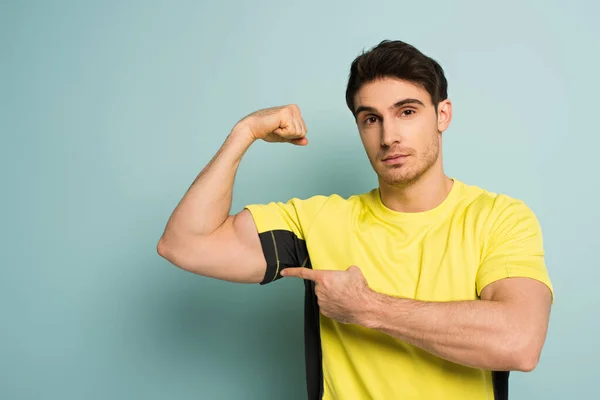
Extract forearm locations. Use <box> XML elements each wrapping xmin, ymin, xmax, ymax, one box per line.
<box><xmin>161</xmin><ymin>126</ymin><xmax>255</xmax><ymax>240</ymax></box>
<box><xmin>361</xmin><ymin>292</ymin><xmax>537</xmax><ymax>371</ymax></box>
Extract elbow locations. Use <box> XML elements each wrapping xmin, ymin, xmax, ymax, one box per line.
<box><xmin>157</xmin><ymin>236</ymin><xmax>176</xmax><ymax>262</ymax></box>
<box><xmin>507</xmin><ymin>337</ymin><xmax>543</xmax><ymax>372</ymax></box>
<box><xmin>156</xmin><ymin>237</ymin><xmax>169</xmax><ymax>260</ymax></box>
<box><xmin>513</xmin><ymin>350</ymin><xmax>540</xmax><ymax>372</ymax></box>
<box><xmin>156</xmin><ymin>238</ymin><xmax>168</xmax><ymax>258</ymax></box>
<box><xmin>156</xmin><ymin>234</ymin><xmax>206</xmax><ymax>274</ymax></box>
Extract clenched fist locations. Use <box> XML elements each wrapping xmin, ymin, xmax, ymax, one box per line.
<box><xmin>236</xmin><ymin>104</ymin><xmax>308</xmax><ymax>146</ymax></box>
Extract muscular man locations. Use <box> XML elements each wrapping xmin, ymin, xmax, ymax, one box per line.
<box><xmin>157</xmin><ymin>40</ymin><xmax>553</xmax><ymax>400</ymax></box>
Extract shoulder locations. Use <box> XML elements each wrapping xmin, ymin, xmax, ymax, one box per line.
<box><xmin>315</xmin><ymin>189</ymin><xmax>376</xmax><ymax>213</ymax></box>
<box><xmin>458</xmin><ymin>180</ymin><xmax>538</xmax><ymax>220</ymax></box>
<box><xmin>287</xmin><ymin>193</ymin><xmax>331</xmax><ymax>208</ymax></box>
<box><xmin>281</xmin><ymin>190</ymin><xmax>376</xmax><ymax>227</ymax></box>
<box><xmin>456</xmin><ymin>180</ymin><xmax>542</xmax><ymax>243</ymax></box>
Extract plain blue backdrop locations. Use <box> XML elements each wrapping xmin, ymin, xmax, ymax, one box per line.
<box><xmin>2</xmin><ymin>0</ymin><xmax>599</xmax><ymax>399</ymax></box>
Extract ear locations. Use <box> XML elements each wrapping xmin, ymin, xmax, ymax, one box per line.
<box><xmin>436</xmin><ymin>99</ymin><xmax>452</xmax><ymax>133</ymax></box>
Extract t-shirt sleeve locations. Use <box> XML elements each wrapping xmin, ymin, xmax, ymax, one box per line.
<box><xmin>244</xmin><ymin>195</ymin><xmax>329</xmax><ymax>285</ymax></box>
<box><xmin>476</xmin><ymin>199</ymin><xmax>554</xmax><ymax>299</ymax></box>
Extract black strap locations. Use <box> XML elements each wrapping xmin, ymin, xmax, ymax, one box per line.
<box><xmin>492</xmin><ymin>370</ymin><xmax>510</xmax><ymax>400</ymax></box>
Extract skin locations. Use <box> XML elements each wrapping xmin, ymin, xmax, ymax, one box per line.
<box><xmin>159</xmin><ymin>78</ymin><xmax>552</xmax><ymax>372</ymax></box>
<box><xmin>157</xmin><ymin>105</ymin><xmax>309</xmax><ymax>283</ymax></box>
<box><xmin>281</xmin><ymin>78</ymin><xmax>553</xmax><ymax>372</ymax></box>
<box><xmin>355</xmin><ymin>77</ymin><xmax>453</xmax><ymax>212</ymax></box>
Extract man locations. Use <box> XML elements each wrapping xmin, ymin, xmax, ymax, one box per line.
<box><xmin>157</xmin><ymin>40</ymin><xmax>553</xmax><ymax>400</ymax></box>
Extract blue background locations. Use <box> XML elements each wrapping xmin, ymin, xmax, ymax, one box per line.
<box><xmin>2</xmin><ymin>1</ymin><xmax>598</xmax><ymax>398</ymax></box>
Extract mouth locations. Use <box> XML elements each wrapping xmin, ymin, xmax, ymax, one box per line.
<box><xmin>382</xmin><ymin>154</ymin><xmax>409</xmax><ymax>164</ymax></box>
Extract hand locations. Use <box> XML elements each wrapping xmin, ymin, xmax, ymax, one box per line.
<box><xmin>281</xmin><ymin>265</ymin><xmax>372</xmax><ymax>324</ymax></box>
<box><xmin>234</xmin><ymin>104</ymin><xmax>308</xmax><ymax>146</ymax></box>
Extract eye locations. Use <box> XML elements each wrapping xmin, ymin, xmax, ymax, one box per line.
<box><xmin>402</xmin><ymin>109</ymin><xmax>416</xmax><ymax>116</ymax></box>
<box><xmin>364</xmin><ymin>116</ymin><xmax>379</xmax><ymax>125</ymax></box>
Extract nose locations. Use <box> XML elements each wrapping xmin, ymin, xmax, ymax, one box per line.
<box><xmin>380</xmin><ymin>118</ymin><xmax>402</xmax><ymax>147</ymax></box>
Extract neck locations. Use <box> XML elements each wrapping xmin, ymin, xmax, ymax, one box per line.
<box><xmin>378</xmin><ymin>164</ymin><xmax>453</xmax><ymax>213</ymax></box>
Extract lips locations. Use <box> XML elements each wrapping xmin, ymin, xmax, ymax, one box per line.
<box><xmin>382</xmin><ymin>154</ymin><xmax>409</xmax><ymax>161</ymax></box>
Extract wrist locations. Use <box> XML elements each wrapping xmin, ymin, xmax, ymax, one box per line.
<box><xmin>358</xmin><ymin>288</ymin><xmax>382</xmax><ymax>329</ymax></box>
<box><xmin>230</xmin><ymin>123</ymin><xmax>257</xmax><ymax>145</ymax></box>
<box><xmin>222</xmin><ymin>125</ymin><xmax>257</xmax><ymax>163</ymax></box>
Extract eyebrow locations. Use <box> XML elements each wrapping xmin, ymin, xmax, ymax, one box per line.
<box><xmin>354</xmin><ymin>98</ymin><xmax>426</xmax><ymax>117</ymax></box>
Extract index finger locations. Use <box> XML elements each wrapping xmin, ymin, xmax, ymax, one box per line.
<box><xmin>281</xmin><ymin>267</ymin><xmax>319</xmax><ymax>281</ymax></box>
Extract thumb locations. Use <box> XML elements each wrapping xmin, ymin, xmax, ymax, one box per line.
<box><xmin>347</xmin><ymin>265</ymin><xmax>369</xmax><ymax>287</ymax></box>
<box><xmin>347</xmin><ymin>265</ymin><xmax>363</xmax><ymax>275</ymax></box>
<box><xmin>291</xmin><ymin>137</ymin><xmax>309</xmax><ymax>146</ymax></box>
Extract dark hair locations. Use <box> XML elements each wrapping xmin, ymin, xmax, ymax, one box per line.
<box><xmin>345</xmin><ymin>40</ymin><xmax>448</xmax><ymax>116</ymax></box>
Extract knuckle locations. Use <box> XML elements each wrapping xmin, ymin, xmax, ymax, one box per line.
<box><xmin>282</xmin><ymin>108</ymin><xmax>294</xmax><ymax>123</ymax></box>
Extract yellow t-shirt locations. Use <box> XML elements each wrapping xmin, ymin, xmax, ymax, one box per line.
<box><xmin>244</xmin><ymin>179</ymin><xmax>553</xmax><ymax>400</ymax></box>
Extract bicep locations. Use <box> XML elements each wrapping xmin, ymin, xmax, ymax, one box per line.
<box><xmin>186</xmin><ymin>195</ymin><xmax>324</xmax><ymax>284</ymax></box>
<box><xmin>163</xmin><ymin>209</ymin><xmax>267</xmax><ymax>283</ymax></box>
<box><xmin>481</xmin><ymin>277</ymin><xmax>552</xmax><ymax>339</ymax></box>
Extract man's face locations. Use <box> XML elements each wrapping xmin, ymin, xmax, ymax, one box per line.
<box><xmin>353</xmin><ymin>77</ymin><xmax>451</xmax><ymax>187</ymax></box>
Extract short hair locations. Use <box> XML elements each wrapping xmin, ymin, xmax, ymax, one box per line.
<box><xmin>345</xmin><ymin>40</ymin><xmax>448</xmax><ymax>116</ymax></box>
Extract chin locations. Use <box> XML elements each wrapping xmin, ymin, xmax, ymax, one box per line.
<box><xmin>378</xmin><ymin>170</ymin><xmax>419</xmax><ymax>186</ymax></box>
<box><xmin>374</xmin><ymin>153</ymin><xmax>439</xmax><ymax>187</ymax></box>
<box><xmin>375</xmin><ymin>162</ymin><xmax>429</xmax><ymax>187</ymax></box>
